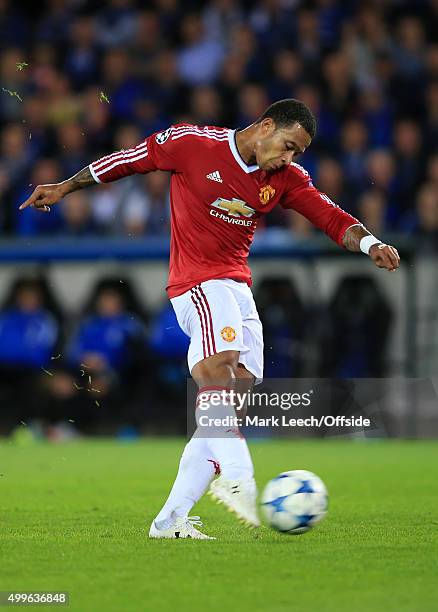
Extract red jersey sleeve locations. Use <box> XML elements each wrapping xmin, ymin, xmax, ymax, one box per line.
<box><xmin>89</xmin><ymin>125</ymin><xmax>186</xmax><ymax>184</ymax></box>
<box><xmin>281</xmin><ymin>163</ymin><xmax>360</xmax><ymax>247</ymax></box>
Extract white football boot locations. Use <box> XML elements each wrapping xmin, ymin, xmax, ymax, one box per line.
<box><xmin>208</xmin><ymin>477</ymin><xmax>260</xmax><ymax>528</ymax></box>
<box><xmin>149</xmin><ymin>515</ymin><xmax>216</xmax><ymax>540</ymax></box>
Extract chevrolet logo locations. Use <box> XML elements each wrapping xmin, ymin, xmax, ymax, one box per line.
<box><xmin>211</xmin><ymin>197</ymin><xmax>256</xmax><ymax>218</ymax></box>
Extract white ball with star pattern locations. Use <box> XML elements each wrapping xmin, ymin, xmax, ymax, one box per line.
<box><xmin>261</xmin><ymin>470</ymin><xmax>328</xmax><ymax>534</ymax></box>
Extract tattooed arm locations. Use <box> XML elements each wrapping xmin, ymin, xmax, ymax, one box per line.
<box><xmin>342</xmin><ymin>224</ymin><xmax>400</xmax><ymax>272</ymax></box>
<box><xmin>19</xmin><ymin>166</ymin><xmax>96</xmax><ymax>212</ymax></box>
<box><xmin>342</xmin><ymin>224</ymin><xmax>371</xmax><ymax>251</ymax></box>
<box><xmin>62</xmin><ymin>166</ymin><xmax>97</xmax><ymax>193</ymax></box>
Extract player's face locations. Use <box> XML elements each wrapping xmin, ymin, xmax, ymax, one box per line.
<box><xmin>255</xmin><ymin>120</ymin><xmax>312</xmax><ymax>171</ymax></box>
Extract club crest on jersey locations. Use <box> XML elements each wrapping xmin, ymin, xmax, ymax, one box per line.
<box><xmin>156</xmin><ymin>128</ymin><xmax>172</xmax><ymax>144</ymax></box>
<box><xmin>259</xmin><ymin>185</ymin><xmax>276</xmax><ymax>205</ymax></box>
<box><xmin>211</xmin><ymin>197</ymin><xmax>255</xmax><ymax>218</ymax></box>
<box><xmin>221</xmin><ymin>326</ymin><xmax>236</xmax><ymax>342</ymax></box>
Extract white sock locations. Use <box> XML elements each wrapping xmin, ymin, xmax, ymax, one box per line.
<box><xmin>197</xmin><ymin>388</ymin><xmax>254</xmax><ymax>481</ymax></box>
<box><xmin>154</xmin><ymin>434</ymin><xmax>218</xmax><ymax>527</ymax></box>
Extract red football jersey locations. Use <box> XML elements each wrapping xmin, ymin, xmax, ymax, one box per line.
<box><xmin>89</xmin><ymin>124</ymin><xmax>360</xmax><ymax>298</ymax></box>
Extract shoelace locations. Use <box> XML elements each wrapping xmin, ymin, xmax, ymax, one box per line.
<box><xmin>185</xmin><ymin>515</ymin><xmax>203</xmax><ymax>527</ymax></box>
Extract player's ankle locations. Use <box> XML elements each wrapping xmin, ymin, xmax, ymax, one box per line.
<box><xmin>154</xmin><ymin>511</ymin><xmax>179</xmax><ymax>530</ymax></box>
<box><xmin>220</xmin><ymin>466</ymin><xmax>254</xmax><ymax>481</ymax></box>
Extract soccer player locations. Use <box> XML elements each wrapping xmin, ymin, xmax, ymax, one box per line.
<box><xmin>20</xmin><ymin>99</ymin><xmax>400</xmax><ymax>539</ymax></box>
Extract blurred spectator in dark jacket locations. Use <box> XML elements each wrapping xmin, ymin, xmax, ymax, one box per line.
<box><xmin>425</xmin><ymin>43</ymin><xmax>438</xmax><ymax>80</ymax></box>
<box><xmin>15</xmin><ymin>159</ymin><xmax>65</xmax><ymax>236</ymax></box>
<box><xmin>0</xmin><ymin>124</ymin><xmax>32</xmax><ymax>192</ymax></box>
<box><xmin>65</xmin><ymin>277</ymin><xmax>150</xmax><ymax>428</ymax></box>
<box><xmin>29</xmin><ymin>42</ymin><xmax>58</xmax><ymax>88</ymax></box>
<box><xmin>80</xmin><ymin>86</ymin><xmax>113</xmax><ymax>153</ymax></box>
<box><xmin>340</xmin><ymin>119</ymin><xmax>369</xmax><ymax>194</ymax></box>
<box><xmin>317</xmin><ymin>0</ymin><xmax>346</xmax><ymax>49</ymax></box>
<box><xmin>217</xmin><ymin>53</ymin><xmax>247</xmax><ymax>125</ymax></box>
<box><xmin>60</xmin><ymin>191</ymin><xmax>98</xmax><ymax>237</ymax></box>
<box><xmin>414</xmin><ymin>184</ymin><xmax>438</xmax><ymax>253</ymax></box>
<box><xmin>22</xmin><ymin>95</ymin><xmax>50</xmax><ymax>162</ymax></box>
<box><xmin>68</xmin><ymin>278</ymin><xmax>147</xmax><ymax>379</ymax></box>
<box><xmin>0</xmin><ymin>166</ymin><xmax>12</xmax><ymax>231</ymax></box>
<box><xmin>190</xmin><ymin>85</ymin><xmax>224</xmax><ymax>126</ymax></box>
<box><xmin>366</xmin><ymin>149</ymin><xmax>398</xmax><ymax>225</ymax></box>
<box><xmin>228</xmin><ymin>24</ymin><xmax>264</xmax><ymax>82</ymax></box>
<box><xmin>316</xmin><ymin>158</ymin><xmax>353</xmax><ymax>213</ymax></box>
<box><xmin>202</xmin><ymin>0</ymin><xmax>243</xmax><ymax>46</ymax></box>
<box><xmin>357</xmin><ymin>189</ymin><xmax>386</xmax><ymax>236</ymax></box>
<box><xmin>345</xmin><ymin>6</ymin><xmax>392</xmax><ymax>92</ymax></box>
<box><xmin>95</xmin><ymin>0</ymin><xmax>137</xmax><ymax>49</ymax></box>
<box><xmin>236</xmin><ymin>83</ymin><xmax>268</xmax><ymax>126</ymax></box>
<box><xmin>256</xmin><ymin>277</ymin><xmax>306</xmax><ymax>377</ymax></box>
<box><xmin>0</xmin><ymin>277</ymin><xmax>59</xmax><ymax>369</ymax></box>
<box><xmin>393</xmin><ymin>119</ymin><xmax>425</xmax><ymax>216</ymax></box>
<box><xmin>267</xmin><ymin>50</ymin><xmax>303</xmax><ymax>102</ymax></box>
<box><xmin>249</xmin><ymin>2</ymin><xmax>296</xmax><ymax>55</ymax></box>
<box><xmin>56</xmin><ymin>122</ymin><xmax>90</xmax><ymax>177</ymax></box>
<box><xmin>294</xmin><ymin>82</ymin><xmax>338</xmax><ymax>155</ymax></box>
<box><xmin>148</xmin><ymin>301</ymin><xmax>189</xmax><ymax>396</ymax></box>
<box><xmin>129</xmin><ymin>10</ymin><xmax>163</xmax><ymax>79</ymax></box>
<box><xmin>177</xmin><ymin>13</ymin><xmax>225</xmax><ymax>86</ymax></box>
<box><xmin>427</xmin><ymin>154</ymin><xmax>438</xmax><ymax>188</ymax></box>
<box><xmin>36</xmin><ymin>0</ymin><xmax>72</xmax><ymax>45</ymax></box>
<box><xmin>134</xmin><ymin>97</ymin><xmax>170</xmax><ymax>135</ymax></box>
<box><xmin>0</xmin><ymin>275</ymin><xmax>61</xmax><ymax>428</ymax></box>
<box><xmin>64</xmin><ymin>16</ymin><xmax>100</xmax><ymax>91</ymax></box>
<box><xmin>424</xmin><ymin>80</ymin><xmax>438</xmax><ymax>154</ymax></box>
<box><xmin>147</xmin><ymin>49</ymin><xmax>190</xmax><ymax>118</ymax></box>
<box><xmin>295</xmin><ymin>8</ymin><xmax>321</xmax><ymax>71</ymax></box>
<box><xmin>155</xmin><ymin>0</ymin><xmax>181</xmax><ymax>44</ymax></box>
<box><xmin>361</xmin><ymin>87</ymin><xmax>393</xmax><ymax>148</ymax></box>
<box><xmin>321</xmin><ymin>275</ymin><xmax>392</xmax><ymax>377</ymax></box>
<box><xmin>0</xmin><ymin>0</ymin><xmax>28</xmax><ymax>48</ymax></box>
<box><xmin>322</xmin><ymin>50</ymin><xmax>357</xmax><ymax>118</ymax></box>
<box><xmin>122</xmin><ymin>171</ymin><xmax>170</xmax><ymax>237</ymax></box>
<box><xmin>393</xmin><ymin>15</ymin><xmax>426</xmax><ymax>114</ymax></box>
<box><xmin>287</xmin><ymin>209</ymin><xmax>314</xmax><ymax>240</ymax></box>
<box><xmin>101</xmin><ymin>48</ymin><xmax>146</xmax><ymax>121</ymax></box>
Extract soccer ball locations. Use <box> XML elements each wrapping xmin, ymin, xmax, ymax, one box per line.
<box><xmin>261</xmin><ymin>470</ymin><xmax>328</xmax><ymax>534</ymax></box>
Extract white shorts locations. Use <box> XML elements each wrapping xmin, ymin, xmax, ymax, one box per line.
<box><xmin>170</xmin><ymin>278</ymin><xmax>264</xmax><ymax>381</ymax></box>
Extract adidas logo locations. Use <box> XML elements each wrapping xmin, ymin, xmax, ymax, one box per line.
<box><xmin>206</xmin><ymin>170</ymin><xmax>223</xmax><ymax>183</ymax></box>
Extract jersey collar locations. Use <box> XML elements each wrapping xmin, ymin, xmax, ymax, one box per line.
<box><xmin>228</xmin><ymin>129</ymin><xmax>259</xmax><ymax>173</ymax></box>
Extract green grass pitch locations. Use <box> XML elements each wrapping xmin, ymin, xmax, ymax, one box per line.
<box><xmin>1</xmin><ymin>438</ymin><xmax>437</xmax><ymax>611</ymax></box>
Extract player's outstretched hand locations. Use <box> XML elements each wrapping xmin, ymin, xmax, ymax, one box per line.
<box><xmin>19</xmin><ymin>183</ymin><xmax>67</xmax><ymax>213</ymax></box>
<box><xmin>369</xmin><ymin>243</ymin><xmax>400</xmax><ymax>272</ymax></box>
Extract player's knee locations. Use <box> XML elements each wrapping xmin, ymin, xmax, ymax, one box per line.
<box><xmin>193</xmin><ymin>351</ymin><xmax>239</xmax><ymax>388</ymax></box>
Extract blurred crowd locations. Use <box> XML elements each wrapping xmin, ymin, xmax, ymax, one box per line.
<box><xmin>0</xmin><ymin>274</ymin><xmax>191</xmax><ymax>433</ymax></box>
<box><xmin>0</xmin><ymin>271</ymin><xmax>391</xmax><ymax>434</ymax></box>
<box><xmin>0</xmin><ymin>0</ymin><xmax>437</xmax><ymax>249</ymax></box>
